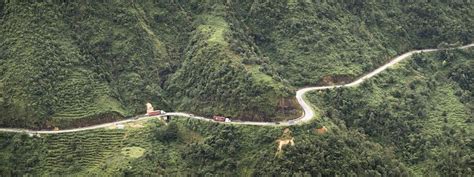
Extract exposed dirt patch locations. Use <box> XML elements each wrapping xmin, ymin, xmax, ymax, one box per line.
<box><xmin>275</xmin><ymin>128</ymin><xmax>295</xmax><ymax>156</ymax></box>
<box><xmin>128</xmin><ymin>122</ymin><xmax>145</xmax><ymax>128</ymax></box>
<box><xmin>314</xmin><ymin>126</ymin><xmax>328</xmax><ymax>134</ymax></box>
<box><xmin>47</xmin><ymin>111</ymin><xmax>124</xmax><ymax>130</ymax></box>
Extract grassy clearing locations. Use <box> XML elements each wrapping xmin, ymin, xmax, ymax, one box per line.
<box><xmin>121</xmin><ymin>147</ymin><xmax>145</xmax><ymax>158</ymax></box>
<box><xmin>247</xmin><ymin>65</ymin><xmax>284</xmax><ymax>89</ymax></box>
<box><xmin>195</xmin><ymin>14</ymin><xmax>229</xmax><ymax>46</ymax></box>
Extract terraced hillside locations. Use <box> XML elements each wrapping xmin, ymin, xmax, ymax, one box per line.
<box><xmin>1</xmin><ymin>47</ymin><xmax>473</xmax><ymax>174</ymax></box>
<box><xmin>1</xmin><ymin>1</ymin><xmax>473</xmax><ymax>128</ymax></box>
<box><xmin>43</xmin><ymin>129</ymin><xmax>126</xmax><ymax>173</ymax></box>
<box><xmin>0</xmin><ymin>117</ymin><xmax>412</xmax><ymax>176</ymax></box>
<box><xmin>0</xmin><ymin>121</ymin><xmax>155</xmax><ymax>176</ymax></box>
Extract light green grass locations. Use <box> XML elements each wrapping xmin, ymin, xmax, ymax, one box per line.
<box><xmin>423</xmin><ymin>84</ymin><xmax>470</xmax><ymax>134</ymax></box>
<box><xmin>196</xmin><ymin>15</ymin><xmax>229</xmax><ymax>46</ymax></box>
<box><xmin>121</xmin><ymin>147</ymin><xmax>145</xmax><ymax>158</ymax></box>
<box><xmin>247</xmin><ymin>66</ymin><xmax>284</xmax><ymax>89</ymax></box>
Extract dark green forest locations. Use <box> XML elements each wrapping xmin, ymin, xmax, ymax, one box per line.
<box><xmin>307</xmin><ymin>48</ymin><xmax>473</xmax><ymax>176</ymax></box>
<box><xmin>0</xmin><ymin>118</ymin><xmax>410</xmax><ymax>176</ymax></box>
<box><xmin>0</xmin><ymin>48</ymin><xmax>472</xmax><ymax>176</ymax></box>
<box><xmin>1</xmin><ymin>1</ymin><xmax>473</xmax><ymax>128</ymax></box>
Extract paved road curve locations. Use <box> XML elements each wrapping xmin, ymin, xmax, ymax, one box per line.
<box><xmin>1</xmin><ymin>43</ymin><xmax>473</xmax><ymax>134</ymax></box>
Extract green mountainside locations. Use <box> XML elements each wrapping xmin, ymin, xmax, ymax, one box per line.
<box><xmin>0</xmin><ymin>48</ymin><xmax>472</xmax><ymax>176</ymax></box>
<box><xmin>243</xmin><ymin>1</ymin><xmax>473</xmax><ymax>86</ymax></box>
<box><xmin>307</xmin><ymin>48</ymin><xmax>473</xmax><ymax>176</ymax></box>
<box><xmin>0</xmin><ymin>118</ymin><xmax>410</xmax><ymax>176</ymax></box>
<box><xmin>0</xmin><ymin>1</ymin><xmax>473</xmax><ymax>128</ymax></box>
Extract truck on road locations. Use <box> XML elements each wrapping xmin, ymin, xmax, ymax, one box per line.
<box><xmin>213</xmin><ymin>116</ymin><xmax>225</xmax><ymax>122</ymax></box>
<box><xmin>146</xmin><ymin>110</ymin><xmax>165</xmax><ymax>116</ymax></box>
<box><xmin>213</xmin><ymin>116</ymin><xmax>232</xmax><ymax>122</ymax></box>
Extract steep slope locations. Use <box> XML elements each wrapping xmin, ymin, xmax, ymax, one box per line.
<box><xmin>166</xmin><ymin>6</ymin><xmax>297</xmax><ymax>121</ymax></box>
<box><xmin>61</xmin><ymin>2</ymin><xmax>173</xmax><ymax>115</ymax></box>
<box><xmin>0</xmin><ymin>118</ymin><xmax>410</xmax><ymax>176</ymax></box>
<box><xmin>0</xmin><ymin>1</ymin><xmax>473</xmax><ymax>128</ymax></box>
<box><xmin>0</xmin><ymin>2</ymin><xmax>171</xmax><ymax>129</ymax></box>
<box><xmin>0</xmin><ymin>3</ymin><xmax>123</xmax><ymax>129</ymax></box>
<box><xmin>1</xmin><ymin>48</ymin><xmax>472</xmax><ymax>176</ymax></box>
<box><xmin>307</xmin><ymin>48</ymin><xmax>473</xmax><ymax>176</ymax></box>
<box><xmin>239</xmin><ymin>1</ymin><xmax>474</xmax><ymax>86</ymax></box>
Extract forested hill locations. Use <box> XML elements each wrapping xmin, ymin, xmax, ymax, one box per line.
<box><xmin>0</xmin><ymin>1</ymin><xmax>473</xmax><ymax>129</ymax></box>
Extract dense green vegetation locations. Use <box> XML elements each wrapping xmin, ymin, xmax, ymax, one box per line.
<box><xmin>1</xmin><ymin>47</ymin><xmax>473</xmax><ymax>176</ymax></box>
<box><xmin>243</xmin><ymin>1</ymin><xmax>474</xmax><ymax>86</ymax></box>
<box><xmin>1</xmin><ymin>1</ymin><xmax>473</xmax><ymax>128</ymax></box>
<box><xmin>0</xmin><ymin>117</ymin><xmax>410</xmax><ymax>176</ymax></box>
<box><xmin>0</xmin><ymin>44</ymin><xmax>472</xmax><ymax>177</ymax></box>
<box><xmin>0</xmin><ymin>126</ymin><xmax>144</xmax><ymax>176</ymax></box>
<box><xmin>0</xmin><ymin>2</ymin><xmax>167</xmax><ymax>128</ymax></box>
<box><xmin>165</xmin><ymin>11</ymin><xmax>294</xmax><ymax>121</ymax></box>
<box><xmin>307</xmin><ymin>48</ymin><xmax>473</xmax><ymax>176</ymax></box>
<box><xmin>0</xmin><ymin>1</ymin><xmax>473</xmax><ymax>175</ymax></box>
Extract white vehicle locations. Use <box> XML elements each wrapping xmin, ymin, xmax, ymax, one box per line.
<box><xmin>225</xmin><ymin>118</ymin><xmax>231</xmax><ymax>123</ymax></box>
<box><xmin>116</xmin><ymin>124</ymin><xmax>125</xmax><ymax>129</ymax></box>
<box><xmin>288</xmin><ymin>120</ymin><xmax>295</xmax><ymax>125</ymax></box>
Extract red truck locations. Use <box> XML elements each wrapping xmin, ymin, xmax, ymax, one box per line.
<box><xmin>146</xmin><ymin>110</ymin><xmax>165</xmax><ymax>116</ymax></box>
<box><xmin>213</xmin><ymin>116</ymin><xmax>226</xmax><ymax>122</ymax></box>
<box><xmin>213</xmin><ymin>116</ymin><xmax>231</xmax><ymax>122</ymax></box>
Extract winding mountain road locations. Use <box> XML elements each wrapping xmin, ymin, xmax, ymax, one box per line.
<box><xmin>1</xmin><ymin>43</ymin><xmax>473</xmax><ymax>134</ymax></box>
